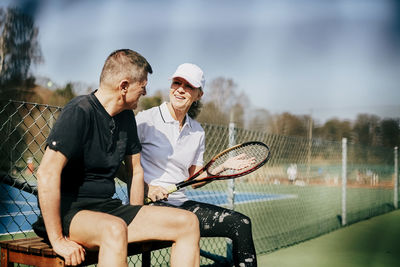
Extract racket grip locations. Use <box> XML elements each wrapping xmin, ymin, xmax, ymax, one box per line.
<box><xmin>167</xmin><ymin>184</ymin><xmax>178</xmax><ymax>193</ymax></box>
<box><xmin>144</xmin><ymin>184</ymin><xmax>178</xmax><ymax>205</ymax></box>
<box><xmin>144</xmin><ymin>197</ymin><xmax>153</xmax><ymax>205</ymax></box>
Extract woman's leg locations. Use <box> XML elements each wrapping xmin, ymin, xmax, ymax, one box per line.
<box><xmin>181</xmin><ymin>201</ymin><xmax>257</xmax><ymax>267</ymax></box>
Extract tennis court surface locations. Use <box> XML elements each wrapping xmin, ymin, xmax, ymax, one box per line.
<box><xmin>258</xmin><ymin>209</ymin><xmax>400</xmax><ymax>267</ymax></box>
<box><xmin>0</xmin><ymin>184</ymin><xmax>296</xmax><ymax>235</ymax></box>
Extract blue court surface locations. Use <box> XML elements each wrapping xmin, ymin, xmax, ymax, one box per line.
<box><xmin>186</xmin><ymin>190</ymin><xmax>297</xmax><ymax>206</ymax></box>
<box><xmin>0</xmin><ymin>185</ymin><xmax>39</xmax><ymax>235</ymax></box>
<box><xmin>0</xmin><ymin>184</ymin><xmax>296</xmax><ymax>235</ymax></box>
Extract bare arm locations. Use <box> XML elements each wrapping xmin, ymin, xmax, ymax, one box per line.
<box><xmin>36</xmin><ymin>147</ymin><xmax>85</xmax><ymax>265</ymax></box>
<box><xmin>125</xmin><ymin>154</ymin><xmax>144</xmax><ymax>205</ymax></box>
<box><xmin>189</xmin><ymin>165</ymin><xmax>208</xmax><ymax>189</ymax></box>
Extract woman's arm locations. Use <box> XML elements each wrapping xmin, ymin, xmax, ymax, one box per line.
<box><xmin>189</xmin><ymin>165</ymin><xmax>208</xmax><ymax>189</ymax></box>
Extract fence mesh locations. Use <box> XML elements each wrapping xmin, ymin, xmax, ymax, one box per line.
<box><xmin>1</xmin><ymin>100</ymin><xmax>398</xmax><ymax>266</ymax></box>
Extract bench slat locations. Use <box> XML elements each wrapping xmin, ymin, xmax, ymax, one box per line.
<box><xmin>0</xmin><ymin>237</ymin><xmax>172</xmax><ymax>266</ymax></box>
<box><xmin>8</xmin><ymin>250</ymin><xmax>65</xmax><ymax>267</ymax></box>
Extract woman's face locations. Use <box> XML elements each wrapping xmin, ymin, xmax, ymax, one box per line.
<box><xmin>169</xmin><ymin>77</ymin><xmax>203</xmax><ymax>112</ymax></box>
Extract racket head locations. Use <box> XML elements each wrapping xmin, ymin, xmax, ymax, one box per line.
<box><xmin>154</xmin><ymin>141</ymin><xmax>271</xmax><ymax>201</ymax></box>
<box><xmin>205</xmin><ymin>141</ymin><xmax>270</xmax><ymax>180</ymax></box>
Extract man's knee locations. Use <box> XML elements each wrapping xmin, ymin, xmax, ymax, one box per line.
<box><xmin>175</xmin><ymin>210</ymin><xmax>199</xmax><ymax>235</ymax></box>
<box><xmin>102</xmin><ymin>218</ymin><xmax>128</xmax><ymax>242</ymax></box>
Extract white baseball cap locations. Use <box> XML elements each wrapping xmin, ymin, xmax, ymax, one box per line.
<box><xmin>171</xmin><ymin>63</ymin><xmax>205</xmax><ymax>89</ymax></box>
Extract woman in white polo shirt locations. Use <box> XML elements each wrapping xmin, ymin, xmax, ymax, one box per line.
<box><xmin>135</xmin><ymin>63</ymin><xmax>257</xmax><ymax>267</ymax></box>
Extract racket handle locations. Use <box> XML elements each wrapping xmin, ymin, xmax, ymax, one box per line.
<box><xmin>144</xmin><ymin>197</ymin><xmax>153</xmax><ymax>205</ymax></box>
<box><xmin>167</xmin><ymin>184</ymin><xmax>178</xmax><ymax>193</ymax></box>
<box><xmin>144</xmin><ymin>184</ymin><xmax>178</xmax><ymax>205</ymax></box>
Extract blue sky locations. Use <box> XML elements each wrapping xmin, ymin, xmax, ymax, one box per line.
<box><xmin>2</xmin><ymin>0</ymin><xmax>400</xmax><ymax>124</ymax></box>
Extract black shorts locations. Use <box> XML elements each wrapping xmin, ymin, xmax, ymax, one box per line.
<box><xmin>33</xmin><ymin>198</ymin><xmax>142</xmax><ymax>241</ymax></box>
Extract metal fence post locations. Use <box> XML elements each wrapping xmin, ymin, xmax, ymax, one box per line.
<box><xmin>342</xmin><ymin>138</ymin><xmax>347</xmax><ymax>226</ymax></box>
<box><xmin>226</xmin><ymin>121</ymin><xmax>236</xmax><ymax>263</ymax></box>
<box><xmin>395</xmin><ymin>146</ymin><xmax>398</xmax><ymax>209</ymax></box>
<box><xmin>228</xmin><ymin>122</ymin><xmax>236</xmax><ymax>210</ymax></box>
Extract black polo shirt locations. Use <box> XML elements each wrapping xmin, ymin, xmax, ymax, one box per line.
<box><xmin>47</xmin><ymin>91</ymin><xmax>141</xmax><ymax>199</ymax></box>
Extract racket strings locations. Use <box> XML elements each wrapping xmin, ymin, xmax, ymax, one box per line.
<box><xmin>208</xmin><ymin>144</ymin><xmax>270</xmax><ymax>176</ymax></box>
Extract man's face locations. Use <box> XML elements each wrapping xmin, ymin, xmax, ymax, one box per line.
<box><xmin>126</xmin><ymin>77</ymin><xmax>147</xmax><ymax>110</ymax></box>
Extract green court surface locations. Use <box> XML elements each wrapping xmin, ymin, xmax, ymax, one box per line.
<box><xmin>258</xmin><ymin>209</ymin><xmax>400</xmax><ymax>267</ymax></box>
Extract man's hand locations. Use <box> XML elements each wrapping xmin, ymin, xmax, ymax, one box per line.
<box><xmin>52</xmin><ymin>236</ymin><xmax>86</xmax><ymax>266</ymax></box>
<box><xmin>147</xmin><ymin>185</ymin><xmax>169</xmax><ymax>202</ymax></box>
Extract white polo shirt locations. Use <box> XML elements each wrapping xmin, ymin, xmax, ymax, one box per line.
<box><xmin>136</xmin><ymin>102</ymin><xmax>205</xmax><ymax>206</ymax></box>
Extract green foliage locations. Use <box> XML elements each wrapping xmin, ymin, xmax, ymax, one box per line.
<box><xmin>139</xmin><ymin>94</ymin><xmax>162</xmax><ymax>110</ymax></box>
<box><xmin>380</xmin><ymin>118</ymin><xmax>400</xmax><ymax>148</ymax></box>
<box><xmin>0</xmin><ymin>7</ymin><xmax>42</xmax><ymax>101</ymax></box>
<box><xmin>352</xmin><ymin>114</ymin><xmax>381</xmax><ymax>146</ymax></box>
<box><xmin>273</xmin><ymin>112</ymin><xmax>309</xmax><ymax>137</ymax></box>
<box><xmin>314</xmin><ymin>119</ymin><xmax>352</xmax><ymax>142</ymax></box>
<box><xmin>197</xmin><ymin>102</ymin><xmax>229</xmax><ymax>125</ymax></box>
<box><xmin>48</xmin><ymin>83</ymin><xmax>77</xmax><ymax>106</ymax></box>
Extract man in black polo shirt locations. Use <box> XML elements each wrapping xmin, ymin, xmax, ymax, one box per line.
<box><xmin>33</xmin><ymin>49</ymin><xmax>200</xmax><ymax>267</ymax></box>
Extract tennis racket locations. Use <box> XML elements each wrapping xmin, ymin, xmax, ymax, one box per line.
<box><xmin>145</xmin><ymin>141</ymin><xmax>271</xmax><ymax>204</ymax></box>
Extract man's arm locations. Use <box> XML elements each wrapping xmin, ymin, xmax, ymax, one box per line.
<box><xmin>125</xmin><ymin>153</ymin><xmax>144</xmax><ymax>205</ymax></box>
<box><xmin>36</xmin><ymin>147</ymin><xmax>85</xmax><ymax>265</ymax></box>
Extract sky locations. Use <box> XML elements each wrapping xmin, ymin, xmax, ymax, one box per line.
<box><xmin>2</xmin><ymin>0</ymin><xmax>400</xmax><ymax>124</ymax></box>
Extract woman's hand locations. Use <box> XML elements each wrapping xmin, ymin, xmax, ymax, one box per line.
<box><xmin>147</xmin><ymin>185</ymin><xmax>170</xmax><ymax>202</ymax></box>
<box><xmin>222</xmin><ymin>153</ymin><xmax>256</xmax><ymax>171</ymax></box>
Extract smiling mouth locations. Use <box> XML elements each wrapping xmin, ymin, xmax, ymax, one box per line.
<box><xmin>174</xmin><ymin>95</ymin><xmax>185</xmax><ymax>100</ymax></box>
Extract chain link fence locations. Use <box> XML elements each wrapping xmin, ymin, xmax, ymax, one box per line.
<box><xmin>1</xmin><ymin>100</ymin><xmax>399</xmax><ymax>266</ymax></box>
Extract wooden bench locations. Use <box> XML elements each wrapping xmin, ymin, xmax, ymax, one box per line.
<box><xmin>0</xmin><ymin>236</ymin><xmax>172</xmax><ymax>267</ymax></box>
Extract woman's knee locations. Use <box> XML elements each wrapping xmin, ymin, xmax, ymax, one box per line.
<box><xmin>238</xmin><ymin>213</ymin><xmax>252</xmax><ymax>227</ymax></box>
<box><xmin>225</xmin><ymin>212</ymin><xmax>253</xmax><ymax>237</ymax></box>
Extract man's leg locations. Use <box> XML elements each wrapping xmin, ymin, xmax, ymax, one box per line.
<box><xmin>69</xmin><ymin>210</ymin><xmax>129</xmax><ymax>267</ymax></box>
<box><xmin>127</xmin><ymin>205</ymin><xmax>200</xmax><ymax>267</ymax></box>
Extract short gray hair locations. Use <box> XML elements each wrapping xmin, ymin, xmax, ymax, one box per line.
<box><xmin>100</xmin><ymin>49</ymin><xmax>152</xmax><ymax>85</ymax></box>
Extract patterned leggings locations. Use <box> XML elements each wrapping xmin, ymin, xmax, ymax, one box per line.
<box><xmin>154</xmin><ymin>200</ymin><xmax>257</xmax><ymax>267</ymax></box>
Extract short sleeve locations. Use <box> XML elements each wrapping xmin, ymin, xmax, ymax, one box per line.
<box><xmin>192</xmin><ymin>131</ymin><xmax>205</xmax><ymax>166</ymax></box>
<box><xmin>47</xmin><ymin>103</ymin><xmax>86</xmax><ymax>159</ymax></box>
<box><xmin>135</xmin><ymin>111</ymin><xmax>146</xmax><ymax>143</ymax></box>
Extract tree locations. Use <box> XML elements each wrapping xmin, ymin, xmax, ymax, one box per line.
<box><xmin>137</xmin><ymin>90</ymin><xmax>166</xmax><ymax>111</ymax></box>
<box><xmin>353</xmin><ymin>114</ymin><xmax>381</xmax><ymax>146</ymax></box>
<box><xmin>197</xmin><ymin>101</ymin><xmax>229</xmax><ymax>125</ymax></box>
<box><xmin>204</xmin><ymin>77</ymin><xmax>238</xmax><ymax>112</ymax></box>
<box><xmin>248</xmin><ymin>108</ymin><xmax>273</xmax><ymax>132</ymax></box>
<box><xmin>314</xmin><ymin>118</ymin><xmax>352</xmax><ymax>142</ymax></box>
<box><xmin>0</xmin><ymin>7</ymin><xmax>42</xmax><ymax>101</ymax></box>
<box><xmin>273</xmin><ymin>112</ymin><xmax>308</xmax><ymax>137</ymax></box>
<box><xmin>199</xmin><ymin>77</ymin><xmax>249</xmax><ymax>126</ymax></box>
<box><xmin>49</xmin><ymin>83</ymin><xmax>76</xmax><ymax>106</ymax></box>
<box><xmin>380</xmin><ymin>118</ymin><xmax>400</xmax><ymax>148</ymax></box>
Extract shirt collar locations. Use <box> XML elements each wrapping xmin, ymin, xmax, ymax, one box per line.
<box><xmin>159</xmin><ymin>102</ymin><xmax>192</xmax><ymax>128</ymax></box>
